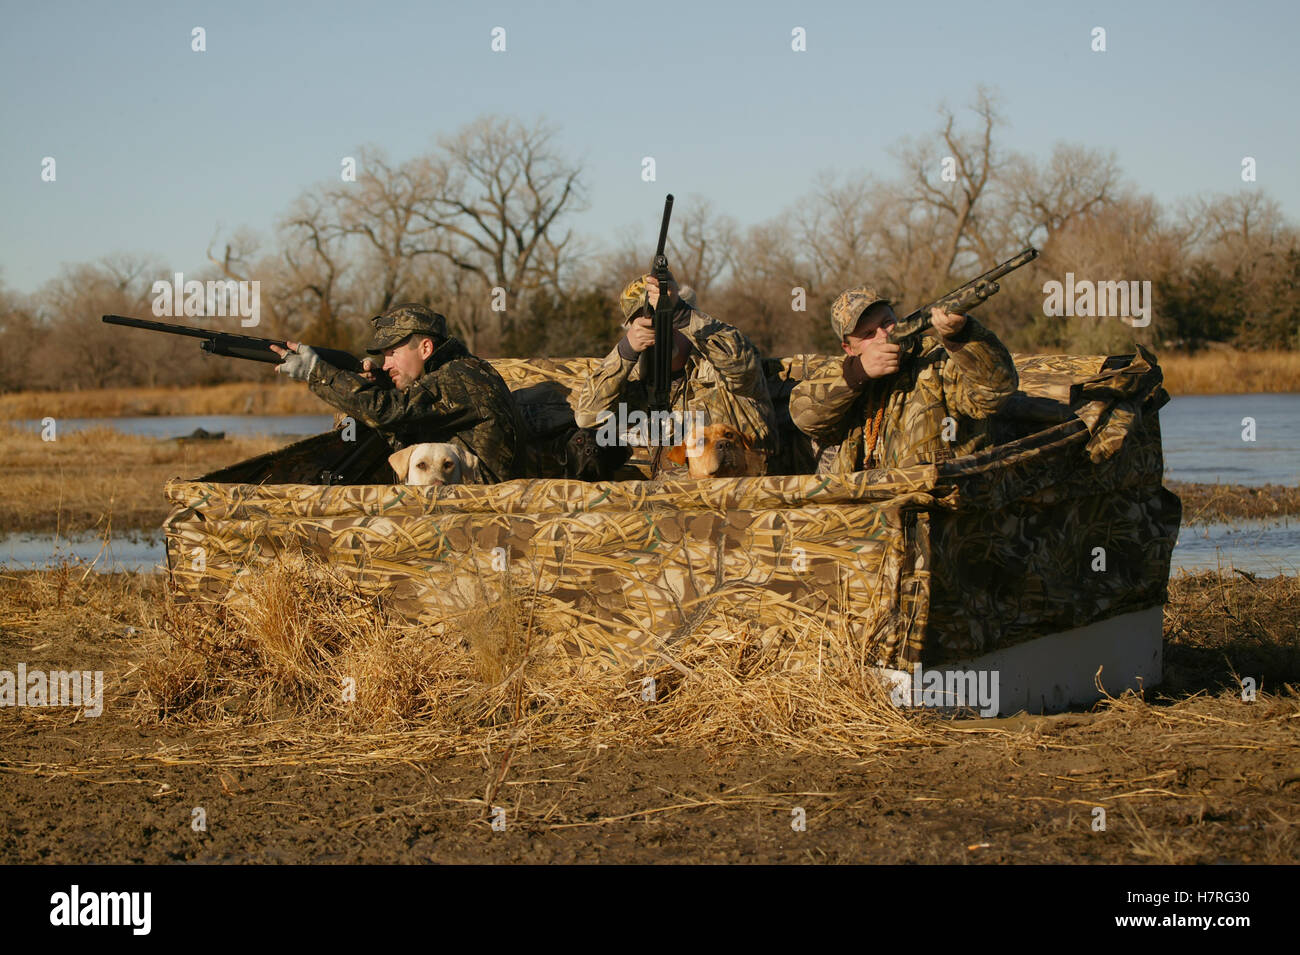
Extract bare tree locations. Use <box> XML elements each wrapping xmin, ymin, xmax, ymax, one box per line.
<box><xmin>331</xmin><ymin>148</ymin><xmax>444</xmax><ymax>313</ymax></box>
<box><xmin>667</xmin><ymin>196</ymin><xmax>740</xmax><ymax>295</ymax></box>
<box><xmin>1181</xmin><ymin>191</ymin><xmax>1292</xmax><ymax>270</ymax></box>
<box><xmin>277</xmin><ymin>196</ymin><xmax>362</xmax><ymax>348</ymax></box>
<box><xmin>40</xmin><ymin>256</ymin><xmax>178</xmax><ymax>388</ymax></box>
<box><xmin>793</xmin><ymin>172</ymin><xmax>881</xmax><ymax>292</ymax></box>
<box><xmin>895</xmin><ymin>87</ymin><xmax>1005</xmax><ymax>284</ymax></box>
<box><xmin>418</xmin><ymin>117</ymin><xmax>585</xmax><ymax>328</ymax></box>
<box><xmin>1003</xmin><ymin>144</ymin><xmax>1123</xmax><ymax>247</ymax></box>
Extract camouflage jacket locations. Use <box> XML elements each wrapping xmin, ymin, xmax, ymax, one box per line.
<box><xmin>789</xmin><ymin>317</ymin><xmax>1018</xmax><ymax>474</ymax></box>
<box><xmin>307</xmin><ymin>338</ymin><xmax>522</xmax><ymax>483</ymax></box>
<box><xmin>574</xmin><ymin>305</ymin><xmax>777</xmax><ymax>465</ymax></box>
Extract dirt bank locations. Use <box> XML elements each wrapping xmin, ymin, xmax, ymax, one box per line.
<box><xmin>0</xmin><ymin>568</ymin><xmax>1295</xmax><ymax>864</ymax></box>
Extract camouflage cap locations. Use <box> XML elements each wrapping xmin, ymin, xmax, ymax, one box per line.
<box><xmin>366</xmin><ymin>303</ymin><xmax>448</xmax><ymax>354</ymax></box>
<box><xmin>831</xmin><ymin>285</ymin><xmax>893</xmax><ymax>340</ymax></box>
<box><xmin>619</xmin><ymin>275</ymin><xmax>650</xmax><ymax>324</ymax></box>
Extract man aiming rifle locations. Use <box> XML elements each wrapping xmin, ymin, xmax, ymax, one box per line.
<box><xmin>104</xmin><ymin>304</ymin><xmax>522</xmax><ymax>484</ymax></box>
<box><xmin>789</xmin><ymin>250</ymin><xmax>1036</xmax><ymax>475</ymax></box>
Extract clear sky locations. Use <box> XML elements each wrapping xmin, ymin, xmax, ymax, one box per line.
<box><xmin>2</xmin><ymin>0</ymin><xmax>1295</xmax><ymax>294</ymax></box>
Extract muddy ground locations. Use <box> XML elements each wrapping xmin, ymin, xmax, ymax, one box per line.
<box><xmin>1</xmin><ymin>570</ymin><xmax>1296</xmax><ymax>865</ymax></box>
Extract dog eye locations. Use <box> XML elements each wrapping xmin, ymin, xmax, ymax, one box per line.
<box><xmin>415</xmin><ymin>461</ymin><xmax>427</xmax><ymax>470</ymax></box>
<box><xmin>442</xmin><ymin>461</ymin><xmax>453</xmax><ymax>470</ymax></box>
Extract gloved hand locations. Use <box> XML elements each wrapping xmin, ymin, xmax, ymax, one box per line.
<box><xmin>276</xmin><ymin>344</ymin><xmax>320</xmax><ymax>382</ymax></box>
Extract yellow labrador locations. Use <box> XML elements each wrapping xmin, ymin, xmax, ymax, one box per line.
<box><xmin>388</xmin><ymin>442</ymin><xmax>482</xmax><ymax>486</ymax></box>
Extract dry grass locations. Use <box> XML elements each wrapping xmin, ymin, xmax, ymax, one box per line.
<box><xmin>133</xmin><ymin>554</ymin><xmax>926</xmax><ymax>757</ymax></box>
<box><xmin>1169</xmin><ymin>482</ymin><xmax>1300</xmax><ymax>524</ymax></box>
<box><xmin>0</xmin><ymin>382</ymin><xmax>328</xmax><ymax>419</ymax></box>
<box><xmin>3</xmin><ymin>562</ymin><xmax>1297</xmax><ymax>861</ymax></box>
<box><xmin>0</xmin><ymin>425</ymin><xmax>290</xmax><ymax>534</ymax></box>
<box><xmin>4</xmin><ymin>553</ymin><xmax>1298</xmax><ymax>771</ymax></box>
<box><xmin>1160</xmin><ymin>349</ymin><xmax>1300</xmax><ymax>395</ymax></box>
<box><xmin>142</xmin><ymin>556</ymin><xmax>440</xmax><ymax>725</ymax></box>
<box><xmin>0</xmin><ymin>561</ymin><xmax>159</xmax><ymax>640</ymax></box>
<box><xmin>127</xmin><ymin>556</ymin><xmax>1300</xmax><ymax>771</ymax></box>
<box><xmin>1162</xmin><ymin>569</ymin><xmax>1300</xmax><ymax>696</ymax></box>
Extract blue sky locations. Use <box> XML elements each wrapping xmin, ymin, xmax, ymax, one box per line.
<box><xmin>1</xmin><ymin>0</ymin><xmax>1295</xmax><ymax>293</ymax></box>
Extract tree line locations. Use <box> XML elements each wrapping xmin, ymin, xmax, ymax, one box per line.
<box><xmin>2</xmin><ymin>92</ymin><xmax>1296</xmax><ymax>394</ymax></box>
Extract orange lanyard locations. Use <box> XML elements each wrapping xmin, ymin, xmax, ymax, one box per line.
<box><xmin>863</xmin><ymin>382</ymin><xmax>888</xmax><ymax>469</ymax></box>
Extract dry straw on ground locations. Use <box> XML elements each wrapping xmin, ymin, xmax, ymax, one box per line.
<box><xmin>4</xmin><ymin>559</ymin><xmax>1297</xmax><ymax>762</ymax></box>
<box><xmin>0</xmin><ymin>425</ymin><xmax>289</xmax><ymax>534</ymax></box>
<box><xmin>134</xmin><ymin>553</ymin><xmax>932</xmax><ymax>757</ymax></box>
<box><xmin>3</xmin><ymin>562</ymin><xmax>1297</xmax><ymax>860</ymax></box>
<box><xmin>123</xmin><ymin>555</ymin><xmax>1300</xmax><ymax>764</ymax></box>
<box><xmin>1169</xmin><ymin>482</ymin><xmax>1300</xmax><ymax>525</ymax></box>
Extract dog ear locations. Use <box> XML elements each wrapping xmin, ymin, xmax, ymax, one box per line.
<box><xmin>459</xmin><ymin>449</ymin><xmax>482</xmax><ymax>482</ymax></box>
<box><xmin>734</xmin><ymin>429</ymin><xmax>755</xmax><ymax>450</ymax></box>
<box><xmin>388</xmin><ymin>446</ymin><xmax>416</xmax><ymax>483</ymax></box>
<box><xmin>665</xmin><ymin>441</ymin><xmax>687</xmax><ymax>465</ymax></box>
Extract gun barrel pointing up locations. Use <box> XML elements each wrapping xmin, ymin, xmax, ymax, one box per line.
<box><xmin>655</xmin><ymin>194</ymin><xmax>674</xmax><ymax>260</ymax></box>
<box><xmin>886</xmin><ymin>247</ymin><xmax>1038</xmax><ymax>345</ymax></box>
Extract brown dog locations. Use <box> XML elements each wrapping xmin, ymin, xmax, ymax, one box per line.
<box><xmin>664</xmin><ymin>423</ymin><xmax>766</xmax><ymax>479</ymax></box>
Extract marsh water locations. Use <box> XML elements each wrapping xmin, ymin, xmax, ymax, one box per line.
<box><xmin>1159</xmin><ymin>394</ymin><xmax>1300</xmax><ymax>486</ymax></box>
<box><xmin>11</xmin><ymin>414</ymin><xmax>334</xmax><ymax>439</ymax></box>
<box><xmin>4</xmin><ymin>394</ymin><xmax>1298</xmax><ymax>574</ymax></box>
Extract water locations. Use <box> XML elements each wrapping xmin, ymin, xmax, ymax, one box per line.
<box><xmin>10</xmin><ymin>414</ymin><xmax>333</xmax><ymax>439</ymax></box>
<box><xmin>1</xmin><ymin>532</ymin><xmax>166</xmax><ymax>573</ymax></box>
<box><xmin>1170</xmin><ymin>518</ymin><xmax>1300</xmax><ymax>577</ymax></box>
<box><xmin>1160</xmin><ymin>394</ymin><xmax>1300</xmax><ymax>486</ymax></box>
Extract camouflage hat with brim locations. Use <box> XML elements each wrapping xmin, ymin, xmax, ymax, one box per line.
<box><xmin>619</xmin><ymin>275</ymin><xmax>650</xmax><ymax>324</ymax></box>
<box><xmin>366</xmin><ymin>304</ymin><xmax>449</xmax><ymax>354</ymax></box>
<box><xmin>831</xmin><ymin>285</ymin><xmax>893</xmax><ymax>340</ymax></box>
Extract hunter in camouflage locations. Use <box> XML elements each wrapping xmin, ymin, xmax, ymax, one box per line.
<box><xmin>274</xmin><ymin>304</ymin><xmax>522</xmax><ymax>483</ymax></box>
<box><xmin>789</xmin><ymin>285</ymin><xmax>1018</xmax><ymax>473</ymax></box>
<box><xmin>574</xmin><ymin>274</ymin><xmax>776</xmax><ymax>469</ymax></box>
